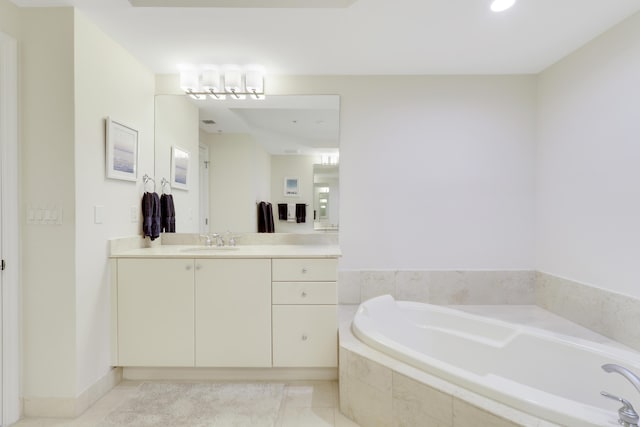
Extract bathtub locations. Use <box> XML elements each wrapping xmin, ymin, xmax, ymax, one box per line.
<box><xmin>351</xmin><ymin>295</ymin><xmax>640</xmax><ymax>427</ymax></box>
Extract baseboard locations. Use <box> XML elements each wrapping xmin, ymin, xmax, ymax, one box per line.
<box><xmin>123</xmin><ymin>367</ymin><xmax>338</xmax><ymax>381</ymax></box>
<box><xmin>23</xmin><ymin>367</ymin><xmax>123</xmax><ymax>418</ymax></box>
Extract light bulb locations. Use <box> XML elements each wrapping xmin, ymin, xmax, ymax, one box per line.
<box><xmin>490</xmin><ymin>0</ymin><xmax>516</xmax><ymax>12</ymax></box>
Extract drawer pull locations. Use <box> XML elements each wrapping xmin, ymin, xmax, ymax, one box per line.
<box><xmin>301</xmin><ymin>334</ymin><xmax>308</xmax><ymax>341</ymax></box>
<box><xmin>301</xmin><ymin>291</ymin><xmax>307</xmax><ymax>298</ymax></box>
<box><xmin>301</xmin><ymin>268</ymin><xmax>307</xmax><ymax>274</ymax></box>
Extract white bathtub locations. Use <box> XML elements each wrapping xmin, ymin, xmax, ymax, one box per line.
<box><xmin>351</xmin><ymin>295</ymin><xmax>640</xmax><ymax>427</ymax></box>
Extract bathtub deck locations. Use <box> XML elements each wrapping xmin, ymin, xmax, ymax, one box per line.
<box><xmin>340</xmin><ymin>303</ymin><xmax>631</xmax><ymax>350</ymax></box>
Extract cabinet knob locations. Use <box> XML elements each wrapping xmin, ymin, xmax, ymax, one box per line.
<box><xmin>185</xmin><ymin>265</ymin><xmax>192</xmax><ymax>271</ymax></box>
<box><xmin>301</xmin><ymin>291</ymin><xmax>307</xmax><ymax>298</ymax></box>
<box><xmin>301</xmin><ymin>334</ymin><xmax>308</xmax><ymax>341</ymax></box>
<box><xmin>195</xmin><ymin>264</ymin><xmax>202</xmax><ymax>270</ymax></box>
<box><xmin>301</xmin><ymin>268</ymin><xmax>307</xmax><ymax>274</ymax></box>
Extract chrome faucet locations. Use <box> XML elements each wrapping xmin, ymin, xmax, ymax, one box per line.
<box><xmin>602</xmin><ymin>364</ymin><xmax>640</xmax><ymax>427</ymax></box>
<box><xmin>200</xmin><ymin>234</ymin><xmax>214</xmax><ymax>247</ymax></box>
<box><xmin>603</xmin><ymin>364</ymin><xmax>640</xmax><ymax>395</ymax></box>
<box><xmin>211</xmin><ymin>233</ymin><xmax>224</xmax><ymax>247</ymax></box>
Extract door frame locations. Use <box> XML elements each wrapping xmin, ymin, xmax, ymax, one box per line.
<box><xmin>0</xmin><ymin>31</ymin><xmax>21</xmax><ymax>426</ymax></box>
<box><xmin>199</xmin><ymin>143</ymin><xmax>210</xmax><ymax>234</ymax></box>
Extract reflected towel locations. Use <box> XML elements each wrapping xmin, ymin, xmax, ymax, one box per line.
<box><xmin>142</xmin><ymin>192</ymin><xmax>161</xmax><ymax>240</ymax></box>
<box><xmin>296</xmin><ymin>203</ymin><xmax>306</xmax><ymax>223</ymax></box>
<box><xmin>160</xmin><ymin>194</ymin><xmax>176</xmax><ymax>233</ymax></box>
<box><xmin>257</xmin><ymin>201</ymin><xmax>275</xmax><ymax>233</ymax></box>
<box><xmin>287</xmin><ymin>204</ymin><xmax>296</xmax><ymax>222</ymax></box>
<box><xmin>277</xmin><ymin>203</ymin><xmax>287</xmax><ymax>221</ymax></box>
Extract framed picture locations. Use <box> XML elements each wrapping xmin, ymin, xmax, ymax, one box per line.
<box><xmin>171</xmin><ymin>145</ymin><xmax>190</xmax><ymax>190</ymax></box>
<box><xmin>105</xmin><ymin>117</ymin><xmax>138</xmax><ymax>181</ymax></box>
<box><xmin>284</xmin><ymin>177</ymin><xmax>300</xmax><ymax>197</ymax></box>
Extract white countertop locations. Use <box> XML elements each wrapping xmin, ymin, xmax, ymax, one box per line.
<box><xmin>110</xmin><ymin>244</ymin><xmax>341</xmax><ymax>259</ymax></box>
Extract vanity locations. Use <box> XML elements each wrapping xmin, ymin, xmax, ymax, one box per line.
<box><xmin>109</xmin><ymin>238</ymin><xmax>340</xmax><ymax>376</ymax></box>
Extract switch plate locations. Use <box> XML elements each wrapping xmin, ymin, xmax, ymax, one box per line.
<box><xmin>94</xmin><ymin>205</ymin><xmax>104</xmax><ymax>224</ymax></box>
<box><xmin>26</xmin><ymin>205</ymin><xmax>63</xmax><ymax>225</ymax></box>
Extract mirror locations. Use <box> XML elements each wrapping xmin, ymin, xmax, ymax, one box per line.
<box><xmin>155</xmin><ymin>94</ymin><xmax>340</xmax><ymax>234</ymax></box>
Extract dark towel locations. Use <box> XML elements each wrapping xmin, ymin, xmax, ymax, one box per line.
<box><xmin>257</xmin><ymin>201</ymin><xmax>275</xmax><ymax>233</ymax></box>
<box><xmin>277</xmin><ymin>203</ymin><xmax>287</xmax><ymax>221</ymax></box>
<box><xmin>142</xmin><ymin>192</ymin><xmax>161</xmax><ymax>240</ymax></box>
<box><xmin>296</xmin><ymin>204</ymin><xmax>306</xmax><ymax>223</ymax></box>
<box><xmin>160</xmin><ymin>194</ymin><xmax>176</xmax><ymax>233</ymax></box>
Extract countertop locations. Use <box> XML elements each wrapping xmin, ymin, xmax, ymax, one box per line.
<box><xmin>110</xmin><ymin>244</ymin><xmax>341</xmax><ymax>259</ymax></box>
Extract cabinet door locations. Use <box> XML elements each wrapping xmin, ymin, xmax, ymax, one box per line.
<box><xmin>117</xmin><ymin>258</ymin><xmax>195</xmax><ymax>366</ymax></box>
<box><xmin>195</xmin><ymin>258</ymin><xmax>271</xmax><ymax>367</ymax></box>
<box><xmin>272</xmin><ymin>305</ymin><xmax>337</xmax><ymax>367</ymax></box>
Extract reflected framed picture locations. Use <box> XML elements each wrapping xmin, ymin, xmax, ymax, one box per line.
<box><xmin>105</xmin><ymin>117</ymin><xmax>138</xmax><ymax>181</ymax></box>
<box><xmin>284</xmin><ymin>176</ymin><xmax>300</xmax><ymax>197</ymax></box>
<box><xmin>171</xmin><ymin>145</ymin><xmax>190</xmax><ymax>190</ymax></box>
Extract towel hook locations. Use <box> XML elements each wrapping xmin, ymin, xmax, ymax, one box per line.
<box><xmin>160</xmin><ymin>177</ymin><xmax>171</xmax><ymax>194</ymax></box>
<box><xmin>143</xmin><ymin>174</ymin><xmax>155</xmax><ymax>191</ymax></box>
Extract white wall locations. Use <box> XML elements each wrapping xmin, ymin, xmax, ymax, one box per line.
<box><xmin>268</xmin><ymin>76</ymin><xmax>537</xmax><ymax>270</ymax></box>
<box><xmin>536</xmin><ymin>12</ymin><xmax>640</xmax><ymax>298</ymax></box>
<box><xmin>20</xmin><ymin>7</ymin><xmax>77</xmax><ymax>401</ymax></box>
<box><xmin>154</xmin><ymin>95</ymin><xmax>199</xmax><ymax>232</ymax></box>
<box><xmin>73</xmin><ymin>10</ymin><xmax>155</xmax><ymax>396</ymax></box>
<box><xmin>0</xmin><ymin>0</ymin><xmax>20</xmax><ymax>38</ymax></box>
<box><xmin>271</xmin><ymin>155</ymin><xmax>315</xmax><ymax>233</ymax></box>
<box><xmin>205</xmin><ymin>132</ymin><xmax>271</xmax><ymax>233</ymax></box>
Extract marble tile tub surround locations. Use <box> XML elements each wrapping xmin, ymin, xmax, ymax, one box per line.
<box><xmin>338</xmin><ymin>270</ymin><xmax>536</xmax><ymax>305</ymax></box>
<box><xmin>338</xmin><ymin>321</ymin><xmax>558</xmax><ymax>427</ymax></box>
<box><xmin>536</xmin><ymin>271</ymin><xmax>640</xmax><ymax>352</ymax></box>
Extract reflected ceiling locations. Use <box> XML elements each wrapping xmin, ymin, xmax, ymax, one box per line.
<box><xmin>190</xmin><ymin>95</ymin><xmax>339</xmax><ymax>155</ymax></box>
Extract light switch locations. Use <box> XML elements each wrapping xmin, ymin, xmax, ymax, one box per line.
<box><xmin>94</xmin><ymin>205</ymin><xmax>104</xmax><ymax>224</ymax></box>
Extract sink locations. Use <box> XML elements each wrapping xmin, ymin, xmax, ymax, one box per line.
<box><xmin>182</xmin><ymin>246</ymin><xmax>240</xmax><ymax>252</ymax></box>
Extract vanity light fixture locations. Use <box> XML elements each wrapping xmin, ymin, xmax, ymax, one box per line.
<box><xmin>490</xmin><ymin>0</ymin><xmax>516</xmax><ymax>12</ymax></box>
<box><xmin>180</xmin><ymin>69</ymin><xmax>207</xmax><ymax>100</ymax></box>
<box><xmin>179</xmin><ymin>66</ymin><xmax>265</xmax><ymax>100</ymax></box>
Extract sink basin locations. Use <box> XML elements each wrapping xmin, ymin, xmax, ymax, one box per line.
<box><xmin>182</xmin><ymin>246</ymin><xmax>240</xmax><ymax>252</ymax></box>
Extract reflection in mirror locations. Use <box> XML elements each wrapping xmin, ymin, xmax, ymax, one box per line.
<box><xmin>313</xmin><ymin>164</ymin><xmax>339</xmax><ymax>231</ymax></box>
<box><xmin>155</xmin><ymin>95</ymin><xmax>339</xmax><ymax>234</ymax></box>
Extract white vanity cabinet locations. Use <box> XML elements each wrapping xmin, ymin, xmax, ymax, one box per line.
<box><xmin>117</xmin><ymin>258</ymin><xmax>195</xmax><ymax>366</ymax></box>
<box><xmin>272</xmin><ymin>258</ymin><xmax>338</xmax><ymax>367</ymax></box>
<box><xmin>195</xmin><ymin>258</ymin><xmax>271</xmax><ymax>367</ymax></box>
<box><xmin>112</xmin><ymin>250</ymin><xmax>340</xmax><ymax>372</ymax></box>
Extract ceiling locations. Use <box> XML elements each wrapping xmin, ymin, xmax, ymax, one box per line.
<box><xmin>10</xmin><ymin>0</ymin><xmax>640</xmax><ymax>75</ymax></box>
<box><xmin>11</xmin><ymin>0</ymin><xmax>640</xmax><ymax>155</ymax></box>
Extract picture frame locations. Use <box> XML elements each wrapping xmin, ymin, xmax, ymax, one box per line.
<box><xmin>284</xmin><ymin>176</ymin><xmax>300</xmax><ymax>197</ymax></box>
<box><xmin>171</xmin><ymin>145</ymin><xmax>190</xmax><ymax>190</ymax></box>
<box><xmin>105</xmin><ymin>117</ymin><xmax>138</xmax><ymax>181</ymax></box>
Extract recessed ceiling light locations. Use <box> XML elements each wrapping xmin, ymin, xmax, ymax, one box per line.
<box><xmin>490</xmin><ymin>0</ymin><xmax>516</xmax><ymax>12</ymax></box>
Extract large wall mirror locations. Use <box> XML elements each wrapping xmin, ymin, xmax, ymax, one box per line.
<box><xmin>155</xmin><ymin>94</ymin><xmax>340</xmax><ymax>234</ymax></box>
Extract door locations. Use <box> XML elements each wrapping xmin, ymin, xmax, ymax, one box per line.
<box><xmin>195</xmin><ymin>258</ymin><xmax>271</xmax><ymax>367</ymax></box>
<box><xmin>0</xmin><ymin>31</ymin><xmax>20</xmax><ymax>425</ymax></box>
<box><xmin>117</xmin><ymin>258</ymin><xmax>196</xmax><ymax>366</ymax></box>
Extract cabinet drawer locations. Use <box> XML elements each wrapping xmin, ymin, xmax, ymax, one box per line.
<box><xmin>272</xmin><ymin>281</ymin><xmax>337</xmax><ymax>305</ymax></box>
<box><xmin>272</xmin><ymin>305</ymin><xmax>337</xmax><ymax>367</ymax></box>
<box><xmin>272</xmin><ymin>258</ymin><xmax>337</xmax><ymax>281</ymax></box>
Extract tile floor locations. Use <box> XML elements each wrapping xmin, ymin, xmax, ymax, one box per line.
<box><xmin>12</xmin><ymin>380</ymin><xmax>361</xmax><ymax>427</ymax></box>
